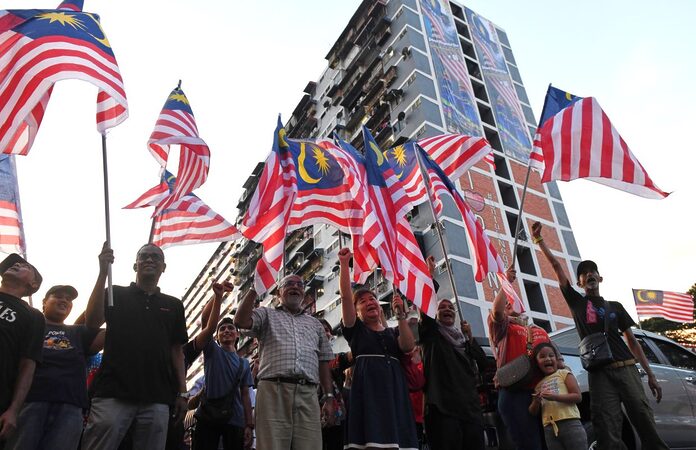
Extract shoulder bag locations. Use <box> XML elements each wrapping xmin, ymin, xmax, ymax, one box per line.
<box><xmin>196</xmin><ymin>359</ymin><xmax>245</xmax><ymax>425</ymax></box>
<box><xmin>496</xmin><ymin>326</ymin><xmax>534</xmax><ymax>390</ymax></box>
<box><xmin>578</xmin><ymin>299</ymin><xmax>614</xmax><ymax>370</ymax></box>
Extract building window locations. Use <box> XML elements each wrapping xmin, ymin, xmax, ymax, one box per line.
<box><xmin>524</xmin><ymin>280</ymin><xmax>546</xmax><ymax>313</ymax></box>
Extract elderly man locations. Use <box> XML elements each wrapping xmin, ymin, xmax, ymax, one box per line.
<box><xmin>8</xmin><ymin>285</ymin><xmax>104</xmax><ymax>450</ymax></box>
<box><xmin>0</xmin><ymin>254</ymin><xmax>44</xmax><ymax>449</ymax></box>
<box><xmin>82</xmin><ymin>243</ymin><xmax>188</xmax><ymax>450</ymax></box>
<box><xmin>234</xmin><ymin>275</ymin><xmax>335</xmax><ymax>450</ymax></box>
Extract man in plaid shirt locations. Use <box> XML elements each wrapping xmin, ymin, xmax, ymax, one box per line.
<box><xmin>234</xmin><ymin>275</ymin><xmax>335</xmax><ymax>450</ymax></box>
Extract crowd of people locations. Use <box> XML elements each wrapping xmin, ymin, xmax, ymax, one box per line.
<box><xmin>0</xmin><ymin>223</ymin><xmax>669</xmax><ymax>450</ymax></box>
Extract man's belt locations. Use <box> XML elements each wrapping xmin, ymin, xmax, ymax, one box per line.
<box><xmin>607</xmin><ymin>359</ymin><xmax>636</xmax><ymax>369</ymax></box>
<box><xmin>262</xmin><ymin>377</ymin><xmax>317</xmax><ymax>386</ymax></box>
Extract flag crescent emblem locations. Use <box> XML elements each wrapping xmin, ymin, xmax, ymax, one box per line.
<box><xmin>636</xmin><ymin>290</ymin><xmax>650</xmax><ymax>303</ymax></box>
<box><xmin>369</xmin><ymin>141</ymin><xmax>384</xmax><ymax>165</ymax></box>
<box><xmin>298</xmin><ymin>143</ymin><xmax>321</xmax><ymax>184</ymax></box>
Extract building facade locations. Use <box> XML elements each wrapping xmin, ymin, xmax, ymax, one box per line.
<box><xmin>181</xmin><ymin>0</ymin><xmax>582</xmax><ymax>386</ymax></box>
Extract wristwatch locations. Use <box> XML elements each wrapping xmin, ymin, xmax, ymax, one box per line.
<box><xmin>178</xmin><ymin>392</ymin><xmax>191</xmax><ymax>400</ymax></box>
<box><xmin>321</xmin><ymin>393</ymin><xmax>335</xmax><ymax>403</ymax></box>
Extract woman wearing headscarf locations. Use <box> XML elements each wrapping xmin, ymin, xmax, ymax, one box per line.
<box><xmin>338</xmin><ymin>247</ymin><xmax>418</xmax><ymax>449</ymax></box>
<box><xmin>419</xmin><ymin>297</ymin><xmax>487</xmax><ymax>450</ymax></box>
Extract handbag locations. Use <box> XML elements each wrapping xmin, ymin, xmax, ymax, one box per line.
<box><xmin>579</xmin><ymin>300</ymin><xmax>613</xmax><ymax>370</ymax></box>
<box><xmin>195</xmin><ymin>359</ymin><xmax>244</xmax><ymax>425</ymax></box>
<box><xmin>496</xmin><ymin>326</ymin><xmax>534</xmax><ymax>390</ymax></box>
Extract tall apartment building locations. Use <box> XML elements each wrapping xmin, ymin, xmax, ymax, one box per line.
<box><xmin>181</xmin><ymin>0</ymin><xmax>582</xmax><ymax>386</ymax></box>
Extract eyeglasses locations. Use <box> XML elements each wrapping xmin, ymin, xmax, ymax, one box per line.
<box><xmin>282</xmin><ymin>280</ymin><xmax>305</xmax><ymax>288</ymax></box>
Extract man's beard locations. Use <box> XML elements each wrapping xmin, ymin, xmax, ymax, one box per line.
<box><xmin>284</xmin><ymin>293</ymin><xmax>303</xmax><ymax>309</ymax></box>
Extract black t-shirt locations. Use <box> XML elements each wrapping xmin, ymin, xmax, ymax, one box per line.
<box><xmin>183</xmin><ymin>339</ymin><xmax>203</xmax><ymax>372</ymax></box>
<box><xmin>560</xmin><ymin>281</ymin><xmax>635</xmax><ymax>363</ymax></box>
<box><xmin>0</xmin><ymin>292</ymin><xmax>44</xmax><ymax>412</ymax></box>
<box><xmin>25</xmin><ymin>324</ymin><xmax>100</xmax><ymax>409</ymax></box>
<box><xmin>92</xmin><ymin>284</ymin><xmax>188</xmax><ymax>405</ymax></box>
<box><xmin>419</xmin><ymin>314</ymin><xmax>486</xmax><ymax>422</ymax></box>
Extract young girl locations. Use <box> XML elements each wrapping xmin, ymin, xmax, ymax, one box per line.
<box><xmin>529</xmin><ymin>343</ymin><xmax>587</xmax><ymax>450</ymax></box>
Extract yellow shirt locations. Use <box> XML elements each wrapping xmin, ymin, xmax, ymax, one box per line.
<box><xmin>535</xmin><ymin>369</ymin><xmax>580</xmax><ymax>435</ymax></box>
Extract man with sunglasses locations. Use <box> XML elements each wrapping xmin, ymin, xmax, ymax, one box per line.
<box><xmin>82</xmin><ymin>243</ymin><xmax>188</xmax><ymax>450</ymax></box>
<box><xmin>234</xmin><ymin>275</ymin><xmax>335</xmax><ymax>450</ymax></box>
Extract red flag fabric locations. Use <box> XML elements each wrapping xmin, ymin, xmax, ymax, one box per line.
<box><xmin>149</xmin><ymin>87</ymin><xmax>210</xmax><ymax>215</ymax></box>
<box><xmin>0</xmin><ymin>155</ymin><xmax>26</xmax><ymax>254</ymax></box>
<box><xmin>418</xmin><ymin>134</ymin><xmax>494</xmax><ymax>181</ymax></box>
<box><xmin>0</xmin><ymin>4</ymin><xmax>128</xmax><ymax>155</ymax></box>
<box><xmin>633</xmin><ymin>289</ymin><xmax>694</xmax><ymax>323</ymax></box>
<box><xmin>529</xmin><ymin>97</ymin><xmax>668</xmax><ymax>199</ymax></box>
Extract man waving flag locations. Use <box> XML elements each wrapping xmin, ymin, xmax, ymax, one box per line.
<box><xmin>0</xmin><ymin>1</ymin><xmax>128</xmax><ymax>155</ymax></box>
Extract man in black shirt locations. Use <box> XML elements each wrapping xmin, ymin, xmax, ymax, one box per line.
<box><xmin>82</xmin><ymin>243</ymin><xmax>188</xmax><ymax>450</ymax></box>
<box><xmin>0</xmin><ymin>254</ymin><xmax>44</xmax><ymax>449</ymax></box>
<box><xmin>533</xmin><ymin>222</ymin><xmax>668</xmax><ymax>450</ymax></box>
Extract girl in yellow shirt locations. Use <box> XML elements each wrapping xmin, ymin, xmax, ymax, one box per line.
<box><xmin>529</xmin><ymin>343</ymin><xmax>587</xmax><ymax>450</ymax></box>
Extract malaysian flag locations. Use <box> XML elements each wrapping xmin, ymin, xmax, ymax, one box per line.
<box><xmin>633</xmin><ymin>289</ymin><xmax>694</xmax><ymax>323</ymax></box>
<box><xmin>125</xmin><ymin>170</ymin><xmax>238</xmax><ymax>249</ymax></box>
<box><xmin>0</xmin><ymin>155</ymin><xmax>26</xmax><ymax>254</ymax></box>
<box><xmin>148</xmin><ymin>86</ymin><xmax>210</xmax><ymax>215</ymax></box>
<box><xmin>417</xmin><ymin>146</ymin><xmax>524</xmax><ymax>312</ymax></box>
<box><xmin>0</xmin><ymin>2</ymin><xmax>128</xmax><ymax>155</ymax></box>
<box><xmin>240</xmin><ymin>118</ymin><xmax>297</xmax><ymax>294</ymax></box>
<box><xmin>384</xmin><ymin>142</ymin><xmax>428</xmax><ymax>207</ymax></box>
<box><xmin>418</xmin><ymin>134</ymin><xmax>494</xmax><ymax>182</ymax></box>
<box><xmin>362</xmin><ymin>128</ymin><xmax>437</xmax><ymax>317</ymax></box>
<box><xmin>529</xmin><ymin>86</ymin><xmax>669</xmax><ymax>199</ymax></box>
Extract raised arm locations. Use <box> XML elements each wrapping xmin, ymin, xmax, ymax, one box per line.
<box><xmin>624</xmin><ymin>328</ymin><xmax>662</xmax><ymax>403</ymax></box>
<box><xmin>85</xmin><ymin>242</ymin><xmax>114</xmax><ymax>329</ymax></box>
<box><xmin>232</xmin><ymin>286</ymin><xmax>257</xmax><ymax>330</ymax></box>
<box><xmin>194</xmin><ymin>281</ymin><xmax>233</xmax><ymax>350</ymax></box>
<box><xmin>338</xmin><ymin>248</ymin><xmax>357</xmax><ymax>328</ymax></box>
<box><xmin>393</xmin><ymin>292</ymin><xmax>415</xmax><ymax>353</ymax></box>
<box><xmin>492</xmin><ymin>267</ymin><xmax>516</xmax><ymax>322</ymax></box>
<box><xmin>531</xmin><ymin>222</ymin><xmax>570</xmax><ymax>287</ymax></box>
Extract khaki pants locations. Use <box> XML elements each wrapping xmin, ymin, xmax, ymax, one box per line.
<box><xmin>255</xmin><ymin>380</ymin><xmax>321</xmax><ymax>450</ymax></box>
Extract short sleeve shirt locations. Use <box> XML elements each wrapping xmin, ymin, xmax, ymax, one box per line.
<box><xmin>92</xmin><ymin>284</ymin><xmax>188</xmax><ymax>404</ymax></box>
<box><xmin>247</xmin><ymin>306</ymin><xmax>333</xmax><ymax>384</ymax></box>
<box><xmin>0</xmin><ymin>292</ymin><xmax>44</xmax><ymax>412</ymax></box>
<box><xmin>200</xmin><ymin>340</ymin><xmax>253</xmax><ymax>427</ymax></box>
<box><xmin>534</xmin><ymin>369</ymin><xmax>580</xmax><ymax>428</ymax></box>
<box><xmin>560</xmin><ymin>282</ymin><xmax>635</xmax><ymax>362</ymax></box>
<box><xmin>25</xmin><ymin>324</ymin><xmax>99</xmax><ymax>409</ymax></box>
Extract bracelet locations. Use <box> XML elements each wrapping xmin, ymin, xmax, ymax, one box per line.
<box><xmin>532</xmin><ymin>236</ymin><xmax>543</xmax><ymax>244</ymax></box>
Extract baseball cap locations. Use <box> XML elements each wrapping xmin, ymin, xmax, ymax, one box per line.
<box><xmin>45</xmin><ymin>285</ymin><xmax>78</xmax><ymax>301</ymax></box>
<box><xmin>576</xmin><ymin>260</ymin><xmax>598</xmax><ymax>278</ymax></box>
<box><xmin>0</xmin><ymin>253</ymin><xmax>43</xmax><ymax>294</ymax></box>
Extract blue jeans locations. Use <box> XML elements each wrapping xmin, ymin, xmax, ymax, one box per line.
<box><xmin>6</xmin><ymin>401</ymin><xmax>84</xmax><ymax>450</ymax></box>
<box><xmin>497</xmin><ymin>388</ymin><xmax>543</xmax><ymax>450</ymax></box>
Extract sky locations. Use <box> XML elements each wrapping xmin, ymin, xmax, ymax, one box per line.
<box><xmin>3</xmin><ymin>0</ymin><xmax>694</xmax><ymax>324</ymax></box>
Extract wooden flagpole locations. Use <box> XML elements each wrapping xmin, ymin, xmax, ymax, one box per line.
<box><xmin>510</xmin><ymin>84</ymin><xmax>552</xmax><ymax>264</ymax></box>
<box><xmin>101</xmin><ymin>134</ymin><xmax>114</xmax><ymax>307</ymax></box>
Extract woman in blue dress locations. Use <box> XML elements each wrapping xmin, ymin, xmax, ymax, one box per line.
<box><xmin>338</xmin><ymin>248</ymin><xmax>418</xmax><ymax>450</ymax></box>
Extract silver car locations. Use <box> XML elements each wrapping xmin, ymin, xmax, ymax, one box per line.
<box><xmin>550</xmin><ymin>326</ymin><xmax>696</xmax><ymax>449</ymax></box>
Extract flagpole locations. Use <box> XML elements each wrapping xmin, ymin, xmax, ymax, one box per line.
<box><xmin>148</xmin><ymin>216</ymin><xmax>156</xmax><ymax>244</ymax></box>
<box><xmin>511</xmin><ymin>84</ymin><xmax>552</xmax><ymax>264</ymax></box>
<box><xmin>101</xmin><ymin>134</ymin><xmax>114</xmax><ymax>307</ymax></box>
<box><xmin>413</xmin><ymin>145</ymin><xmax>462</xmax><ymax>319</ymax></box>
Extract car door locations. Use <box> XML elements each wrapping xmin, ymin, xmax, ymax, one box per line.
<box><xmin>642</xmin><ymin>336</ymin><xmax>696</xmax><ymax>449</ymax></box>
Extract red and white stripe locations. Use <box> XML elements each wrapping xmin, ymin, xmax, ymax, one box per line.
<box><xmin>241</xmin><ymin>132</ymin><xmax>297</xmax><ymax>295</ymax></box>
<box><xmin>0</xmin><ymin>14</ymin><xmax>128</xmax><ymax>155</ymax></box>
<box><xmin>149</xmin><ymin>106</ymin><xmax>210</xmax><ymax>215</ymax></box>
<box><xmin>418</xmin><ymin>134</ymin><xmax>494</xmax><ymax>182</ymax></box>
<box><xmin>0</xmin><ymin>155</ymin><xmax>25</xmax><ymax>254</ymax></box>
<box><xmin>152</xmin><ymin>195</ymin><xmax>239</xmax><ymax>249</ymax></box>
<box><xmin>123</xmin><ymin>180</ymin><xmax>169</xmax><ymax>209</ymax></box>
<box><xmin>634</xmin><ymin>291</ymin><xmax>693</xmax><ymax>323</ymax></box>
<box><xmin>531</xmin><ymin>97</ymin><xmax>669</xmax><ymax>199</ymax></box>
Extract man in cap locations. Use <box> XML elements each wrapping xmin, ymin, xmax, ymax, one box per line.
<box><xmin>0</xmin><ymin>254</ymin><xmax>45</xmax><ymax>448</ymax></box>
<box><xmin>532</xmin><ymin>221</ymin><xmax>667</xmax><ymax>450</ymax></box>
<box><xmin>234</xmin><ymin>275</ymin><xmax>335</xmax><ymax>450</ymax></box>
<box><xmin>82</xmin><ymin>243</ymin><xmax>188</xmax><ymax>450</ymax></box>
<box><xmin>7</xmin><ymin>285</ymin><xmax>105</xmax><ymax>450</ymax></box>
